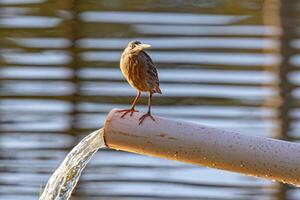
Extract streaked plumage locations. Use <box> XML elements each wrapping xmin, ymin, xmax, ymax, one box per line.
<box><xmin>118</xmin><ymin>40</ymin><xmax>162</xmax><ymax>124</ymax></box>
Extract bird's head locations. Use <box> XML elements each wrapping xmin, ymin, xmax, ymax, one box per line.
<box><xmin>127</xmin><ymin>40</ymin><xmax>151</xmax><ymax>52</ymax></box>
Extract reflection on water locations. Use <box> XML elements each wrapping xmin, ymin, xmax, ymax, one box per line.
<box><xmin>0</xmin><ymin>0</ymin><xmax>299</xmax><ymax>199</ymax></box>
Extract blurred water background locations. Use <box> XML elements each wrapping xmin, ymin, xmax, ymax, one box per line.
<box><xmin>1</xmin><ymin>0</ymin><xmax>300</xmax><ymax>199</ymax></box>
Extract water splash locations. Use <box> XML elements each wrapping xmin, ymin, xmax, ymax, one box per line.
<box><xmin>40</xmin><ymin>128</ymin><xmax>105</xmax><ymax>200</ymax></box>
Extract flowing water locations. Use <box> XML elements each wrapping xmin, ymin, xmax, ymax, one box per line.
<box><xmin>40</xmin><ymin>129</ymin><xmax>105</xmax><ymax>200</ymax></box>
<box><xmin>1</xmin><ymin>0</ymin><xmax>300</xmax><ymax>199</ymax></box>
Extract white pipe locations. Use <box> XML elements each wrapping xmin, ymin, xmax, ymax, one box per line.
<box><xmin>104</xmin><ymin>109</ymin><xmax>300</xmax><ymax>186</ymax></box>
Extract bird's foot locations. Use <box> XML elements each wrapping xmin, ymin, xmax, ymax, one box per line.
<box><xmin>139</xmin><ymin>112</ymin><xmax>155</xmax><ymax>125</ymax></box>
<box><xmin>117</xmin><ymin>108</ymin><xmax>138</xmax><ymax>118</ymax></box>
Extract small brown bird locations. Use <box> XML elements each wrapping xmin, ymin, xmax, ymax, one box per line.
<box><xmin>118</xmin><ymin>40</ymin><xmax>162</xmax><ymax>124</ymax></box>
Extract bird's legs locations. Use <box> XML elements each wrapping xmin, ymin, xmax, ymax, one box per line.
<box><xmin>118</xmin><ymin>91</ymin><xmax>141</xmax><ymax>118</ymax></box>
<box><xmin>139</xmin><ymin>92</ymin><xmax>155</xmax><ymax>125</ymax></box>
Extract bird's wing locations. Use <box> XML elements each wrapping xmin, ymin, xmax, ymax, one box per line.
<box><xmin>141</xmin><ymin>51</ymin><xmax>162</xmax><ymax>94</ymax></box>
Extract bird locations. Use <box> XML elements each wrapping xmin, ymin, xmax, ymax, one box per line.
<box><xmin>118</xmin><ymin>40</ymin><xmax>162</xmax><ymax>125</ymax></box>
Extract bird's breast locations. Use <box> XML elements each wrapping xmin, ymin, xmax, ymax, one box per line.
<box><xmin>120</xmin><ymin>53</ymin><xmax>148</xmax><ymax>91</ymax></box>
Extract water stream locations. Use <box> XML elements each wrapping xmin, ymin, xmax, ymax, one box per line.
<box><xmin>39</xmin><ymin>129</ymin><xmax>105</xmax><ymax>200</ymax></box>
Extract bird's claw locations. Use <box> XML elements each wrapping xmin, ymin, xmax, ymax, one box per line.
<box><xmin>139</xmin><ymin>112</ymin><xmax>155</xmax><ymax>125</ymax></box>
<box><xmin>117</xmin><ymin>109</ymin><xmax>138</xmax><ymax>118</ymax></box>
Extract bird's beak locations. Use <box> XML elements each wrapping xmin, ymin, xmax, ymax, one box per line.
<box><xmin>138</xmin><ymin>43</ymin><xmax>151</xmax><ymax>49</ymax></box>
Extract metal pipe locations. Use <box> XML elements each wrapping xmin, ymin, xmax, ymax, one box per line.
<box><xmin>104</xmin><ymin>109</ymin><xmax>300</xmax><ymax>186</ymax></box>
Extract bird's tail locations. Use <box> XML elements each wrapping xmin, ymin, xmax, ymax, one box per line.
<box><xmin>155</xmin><ymin>86</ymin><xmax>162</xmax><ymax>94</ymax></box>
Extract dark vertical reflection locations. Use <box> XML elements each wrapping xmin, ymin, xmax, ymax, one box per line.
<box><xmin>263</xmin><ymin>0</ymin><xmax>295</xmax><ymax>140</ymax></box>
<box><xmin>65</xmin><ymin>0</ymin><xmax>80</xmax><ymax>135</ymax></box>
<box><xmin>275</xmin><ymin>0</ymin><xmax>294</xmax><ymax>140</ymax></box>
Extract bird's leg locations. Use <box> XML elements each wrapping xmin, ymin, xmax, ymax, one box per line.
<box><xmin>118</xmin><ymin>91</ymin><xmax>141</xmax><ymax>118</ymax></box>
<box><xmin>139</xmin><ymin>92</ymin><xmax>155</xmax><ymax>125</ymax></box>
